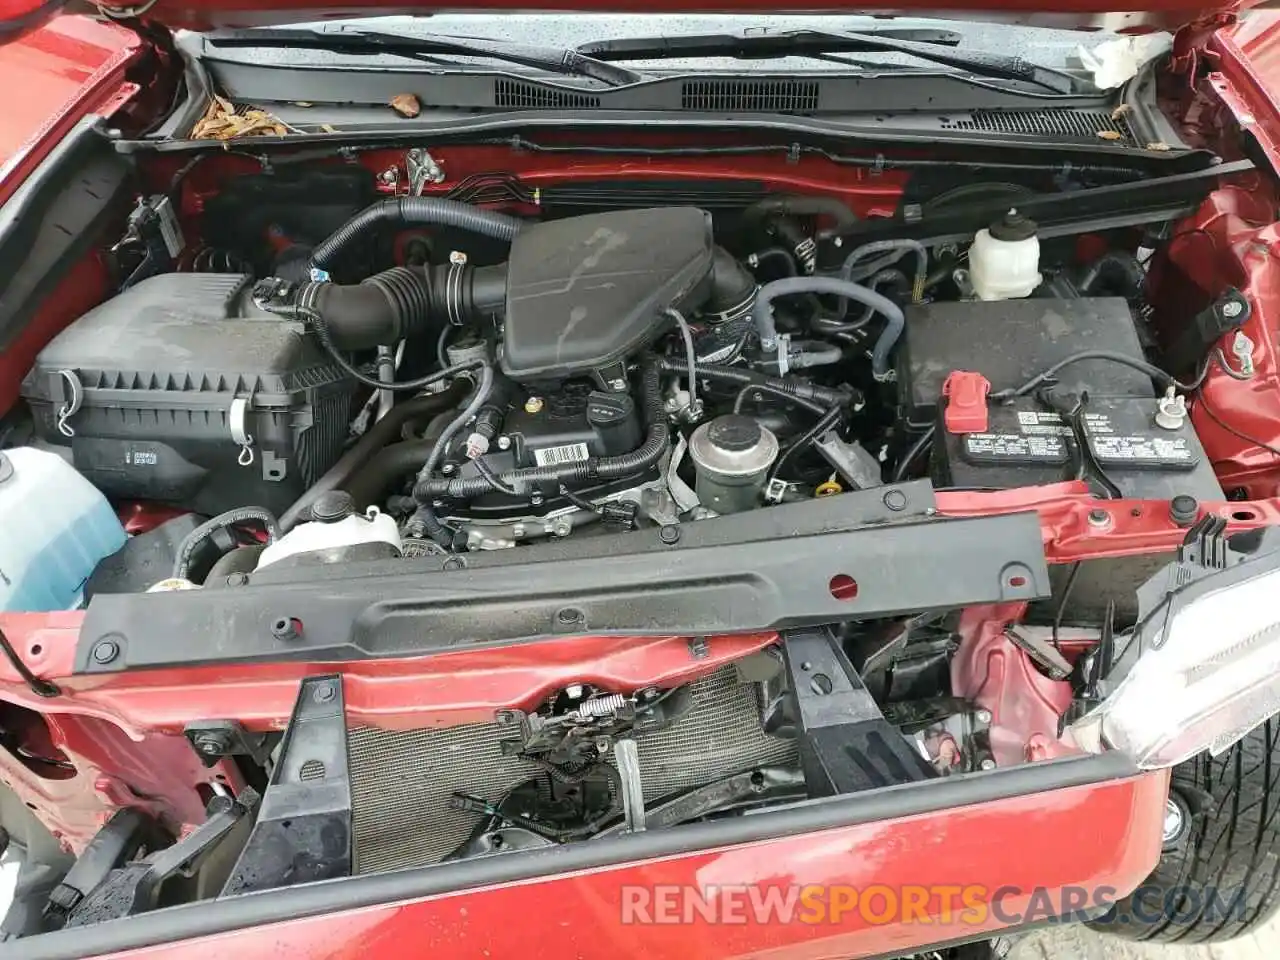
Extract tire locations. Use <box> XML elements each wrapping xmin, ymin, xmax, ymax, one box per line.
<box><xmin>1091</xmin><ymin>718</ymin><xmax>1280</xmax><ymax>943</ymax></box>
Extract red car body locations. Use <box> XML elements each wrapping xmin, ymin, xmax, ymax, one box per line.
<box><xmin>2</xmin><ymin>3</ymin><xmax>1280</xmax><ymax>957</ymax></box>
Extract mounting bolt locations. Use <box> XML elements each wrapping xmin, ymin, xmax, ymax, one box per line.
<box><xmin>313</xmin><ymin>682</ymin><xmax>335</xmax><ymax>704</ymax></box>
<box><xmin>271</xmin><ymin>617</ymin><xmax>301</xmax><ymax>642</ymax></box>
<box><xmin>565</xmin><ymin>683</ymin><xmax>585</xmax><ymax>699</ymax></box>
<box><xmin>975</xmin><ymin>708</ymin><xmax>992</xmax><ymax>724</ymax></box>
<box><xmin>193</xmin><ymin>731</ymin><xmax>230</xmax><ymax>757</ymax></box>
<box><xmin>1222</xmin><ymin>298</ymin><xmax>1245</xmax><ymax>319</ymax></box>
<box><xmin>497</xmin><ymin>435</ymin><xmax>512</xmax><ymax>451</ymax></box>
<box><xmin>688</xmin><ymin>637</ymin><xmax>710</xmax><ymax>660</ymax></box>
<box><xmin>1087</xmin><ymin>508</ymin><xmax>1111</xmax><ymax>528</ymax></box>
<box><xmin>979</xmin><ymin>758</ymin><xmax>997</xmax><ymax>771</ymax></box>
<box><xmin>91</xmin><ymin>639</ymin><xmax>120</xmax><ymax>665</ymax></box>
<box><xmin>227</xmin><ymin>572</ymin><xmax>248</xmax><ymax>587</ymax></box>
<box><xmin>556</xmin><ymin>608</ymin><xmax>584</xmax><ymax>627</ymax></box>
<box><xmin>882</xmin><ymin>489</ymin><xmax>908</xmax><ymax>512</ymax></box>
<box><xmin>524</xmin><ymin>396</ymin><xmax>544</xmax><ymax>414</ymax></box>
<box><xmin>659</xmin><ymin>524</ymin><xmax>681</xmax><ymax>545</ymax></box>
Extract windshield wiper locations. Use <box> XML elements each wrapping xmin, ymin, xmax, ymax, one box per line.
<box><xmin>576</xmin><ymin>28</ymin><xmax>1083</xmax><ymax>94</ymax></box>
<box><xmin>206</xmin><ymin>28</ymin><xmax>643</xmax><ymax>87</ymax></box>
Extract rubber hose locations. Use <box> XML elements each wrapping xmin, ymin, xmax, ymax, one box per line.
<box><xmin>753</xmin><ymin>277</ymin><xmax>905</xmax><ymax>380</ymax></box>
<box><xmin>347</xmin><ymin>439</ymin><xmax>440</xmax><ymax>510</ymax></box>
<box><xmin>414</xmin><ymin>362</ymin><xmax>667</xmax><ymax>502</ymax></box>
<box><xmin>812</xmin><ymin>268</ymin><xmax>907</xmax><ymax>334</ymax></box>
<box><xmin>828</xmin><ymin>240</ymin><xmax>929</xmax><ymax>322</ymax></box>
<box><xmin>300</xmin><ymin>262</ymin><xmax>509</xmax><ymax>352</ymax></box>
<box><xmin>280</xmin><ymin>381</ymin><xmax>467</xmax><ymax>532</ymax></box>
<box><xmin>173</xmin><ymin>507</ymin><xmax>279</xmax><ymax>581</ymax></box>
<box><xmin>656</xmin><ymin>357</ymin><xmax>853</xmax><ymax>408</ymax></box>
<box><xmin>203</xmin><ymin>544</ymin><xmax>266</xmax><ymax>586</ymax></box>
<box><xmin>1079</xmin><ymin>251</ymin><xmax>1147</xmax><ymax>299</ymax></box>
<box><xmin>786</xmin><ymin>340</ymin><xmax>843</xmax><ymax>369</ymax></box>
<box><xmin>310</xmin><ymin>197</ymin><xmax>524</xmax><ymax>273</ymax></box>
<box><xmin>743</xmin><ymin>195</ymin><xmax>859</xmax><ymax>230</ymax></box>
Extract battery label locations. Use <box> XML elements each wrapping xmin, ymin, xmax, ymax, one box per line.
<box><xmin>959</xmin><ymin>400</ymin><xmax>1200</xmax><ymax>471</ymax></box>
<box><xmin>964</xmin><ymin>432</ymin><xmax>1069</xmax><ymax>462</ymax></box>
<box><xmin>1088</xmin><ymin>432</ymin><xmax>1196</xmax><ymax>467</ymax></box>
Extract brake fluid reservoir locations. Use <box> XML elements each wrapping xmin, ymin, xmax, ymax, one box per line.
<box><xmin>0</xmin><ymin>447</ymin><xmax>126</xmax><ymax>612</ymax></box>
<box><xmin>255</xmin><ymin>491</ymin><xmax>402</xmax><ymax>569</ymax></box>
<box><xmin>969</xmin><ymin>209</ymin><xmax>1041</xmax><ymax>301</ymax></box>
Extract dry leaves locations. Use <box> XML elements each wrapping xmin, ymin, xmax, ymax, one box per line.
<box><xmin>390</xmin><ymin>93</ymin><xmax>421</xmax><ymax>118</ymax></box>
<box><xmin>1145</xmin><ymin>141</ymin><xmax>1173</xmax><ymax>152</ymax></box>
<box><xmin>1095</xmin><ymin>129</ymin><xmax>1124</xmax><ymax>141</ymax></box>
<box><xmin>1111</xmin><ymin>103</ymin><xmax>1133</xmax><ymax>121</ymax></box>
<box><xmin>191</xmin><ymin>95</ymin><xmax>288</xmax><ymax>140</ymax></box>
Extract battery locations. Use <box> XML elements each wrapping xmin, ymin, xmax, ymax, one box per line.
<box><xmin>898</xmin><ymin>297</ymin><xmax>1153</xmax><ymax>430</ymax></box>
<box><xmin>933</xmin><ymin>395</ymin><xmax>1224</xmax><ymax>501</ymax></box>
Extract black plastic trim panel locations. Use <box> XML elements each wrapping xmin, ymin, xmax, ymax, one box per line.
<box><xmin>76</xmin><ymin>508</ymin><xmax>1048</xmax><ymax>672</ymax></box>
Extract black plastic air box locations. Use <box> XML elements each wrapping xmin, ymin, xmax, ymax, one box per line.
<box><xmin>21</xmin><ymin>273</ymin><xmax>354</xmax><ymax>516</ymax></box>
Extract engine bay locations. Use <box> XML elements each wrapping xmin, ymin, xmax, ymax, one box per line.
<box><xmin>2</xmin><ymin>129</ymin><xmax>1278</xmax><ymax>930</ymax></box>
<box><xmin>11</xmin><ymin>145</ymin><xmax>1244</xmax><ymax>583</ymax></box>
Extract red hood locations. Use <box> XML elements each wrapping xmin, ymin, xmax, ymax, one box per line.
<box><xmin>0</xmin><ymin>0</ymin><xmax>1262</xmax><ymax>40</ymax></box>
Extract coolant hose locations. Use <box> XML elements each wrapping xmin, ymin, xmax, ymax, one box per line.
<box><xmin>753</xmin><ymin>276</ymin><xmax>905</xmax><ymax>380</ymax></box>
<box><xmin>414</xmin><ymin>361</ymin><xmax>668</xmax><ymax>502</ymax></box>
<box><xmin>280</xmin><ymin>381</ymin><xmax>467</xmax><ymax>532</ymax></box>
<box><xmin>840</xmin><ymin>240</ymin><xmax>928</xmax><ymax>299</ymax></box>
<box><xmin>172</xmin><ymin>507</ymin><xmax>280</xmax><ymax>581</ymax></box>
<box><xmin>310</xmin><ymin>197</ymin><xmax>524</xmax><ymax>274</ymax></box>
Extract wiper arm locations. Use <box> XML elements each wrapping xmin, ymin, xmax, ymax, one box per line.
<box><xmin>206</xmin><ymin>28</ymin><xmax>643</xmax><ymax>88</ymax></box>
<box><xmin>577</xmin><ymin>28</ymin><xmax>1081</xmax><ymax>94</ymax></box>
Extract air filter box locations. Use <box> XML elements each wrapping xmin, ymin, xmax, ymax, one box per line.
<box><xmin>20</xmin><ymin>273</ymin><xmax>354</xmax><ymax>516</ymax></box>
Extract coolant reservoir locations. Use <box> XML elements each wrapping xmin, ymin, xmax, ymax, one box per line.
<box><xmin>0</xmin><ymin>447</ymin><xmax>126</xmax><ymax>611</ymax></box>
<box><xmin>969</xmin><ymin>209</ymin><xmax>1041</xmax><ymax>301</ymax></box>
<box><xmin>256</xmin><ymin>491</ymin><xmax>402</xmax><ymax>569</ymax></box>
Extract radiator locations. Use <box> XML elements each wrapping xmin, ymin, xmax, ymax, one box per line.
<box><xmin>348</xmin><ymin>665</ymin><xmax>798</xmax><ymax>872</ymax></box>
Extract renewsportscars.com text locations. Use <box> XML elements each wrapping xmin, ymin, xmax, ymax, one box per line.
<box><xmin>620</xmin><ymin>883</ymin><xmax>1247</xmax><ymax>927</ymax></box>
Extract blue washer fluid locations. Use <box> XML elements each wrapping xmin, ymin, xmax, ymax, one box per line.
<box><xmin>0</xmin><ymin>447</ymin><xmax>127</xmax><ymax>612</ymax></box>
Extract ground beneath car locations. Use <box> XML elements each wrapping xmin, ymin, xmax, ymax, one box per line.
<box><xmin>1013</xmin><ymin>921</ymin><xmax>1279</xmax><ymax>959</ymax></box>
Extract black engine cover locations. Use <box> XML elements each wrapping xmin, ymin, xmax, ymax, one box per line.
<box><xmin>499</xmin><ymin>208</ymin><xmax>715</xmax><ymax>382</ymax></box>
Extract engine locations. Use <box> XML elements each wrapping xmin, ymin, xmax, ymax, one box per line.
<box><xmin>20</xmin><ymin>190</ymin><xmax>1226</xmax><ymax>579</ymax></box>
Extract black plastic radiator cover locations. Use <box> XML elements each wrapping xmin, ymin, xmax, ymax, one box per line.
<box><xmin>75</xmin><ymin>508</ymin><xmax>1049</xmax><ymax>672</ymax></box>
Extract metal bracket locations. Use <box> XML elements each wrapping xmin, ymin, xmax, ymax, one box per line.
<box><xmin>781</xmin><ymin>626</ymin><xmax>936</xmax><ymax>797</ymax></box>
<box><xmin>221</xmin><ymin>675</ymin><xmax>353</xmax><ymax>896</ymax></box>
<box><xmin>183</xmin><ymin>719</ymin><xmax>271</xmax><ymax>768</ymax></box>
<box><xmin>406</xmin><ymin>148</ymin><xmax>444</xmax><ymax>195</ymax></box>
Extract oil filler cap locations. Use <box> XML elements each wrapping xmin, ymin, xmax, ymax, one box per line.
<box><xmin>311</xmin><ymin>490</ymin><xmax>356</xmax><ymax>524</ymax></box>
<box><xmin>707</xmin><ymin>415</ymin><xmax>762</xmax><ymax>452</ymax></box>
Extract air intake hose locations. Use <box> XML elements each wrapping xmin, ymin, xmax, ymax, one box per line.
<box><xmin>413</xmin><ymin>361</ymin><xmax>668</xmax><ymax>503</ymax></box>
<box><xmin>309</xmin><ymin>197</ymin><xmax>525</xmax><ymax>274</ymax></box>
<box><xmin>295</xmin><ymin>263</ymin><xmax>508</xmax><ymax>351</ymax></box>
